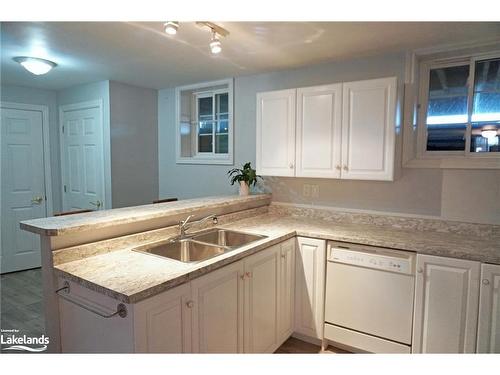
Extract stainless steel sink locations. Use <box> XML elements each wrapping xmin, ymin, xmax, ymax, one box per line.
<box><xmin>190</xmin><ymin>228</ymin><xmax>266</xmax><ymax>248</ymax></box>
<box><xmin>132</xmin><ymin>228</ymin><xmax>267</xmax><ymax>263</ymax></box>
<box><xmin>133</xmin><ymin>239</ymin><xmax>226</xmax><ymax>263</ymax></box>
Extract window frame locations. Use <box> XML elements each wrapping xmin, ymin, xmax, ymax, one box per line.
<box><xmin>175</xmin><ymin>78</ymin><xmax>234</xmax><ymax>165</ymax></box>
<box><xmin>417</xmin><ymin>51</ymin><xmax>500</xmax><ymax>161</ymax></box>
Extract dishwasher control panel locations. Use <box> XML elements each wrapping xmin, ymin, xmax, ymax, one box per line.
<box><xmin>328</xmin><ymin>245</ymin><xmax>414</xmax><ymax>275</ymax></box>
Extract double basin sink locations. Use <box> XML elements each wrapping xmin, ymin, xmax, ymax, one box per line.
<box><xmin>133</xmin><ymin>228</ymin><xmax>267</xmax><ymax>263</ymax></box>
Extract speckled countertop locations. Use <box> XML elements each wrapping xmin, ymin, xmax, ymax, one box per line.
<box><xmin>54</xmin><ymin>213</ymin><xmax>500</xmax><ymax>304</ymax></box>
<box><xmin>20</xmin><ymin>194</ymin><xmax>271</xmax><ymax>236</ymax></box>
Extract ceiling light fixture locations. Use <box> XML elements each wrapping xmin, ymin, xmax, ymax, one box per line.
<box><xmin>210</xmin><ymin>31</ymin><xmax>222</xmax><ymax>54</ymax></box>
<box><xmin>481</xmin><ymin>125</ymin><xmax>498</xmax><ymax>139</ymax></box>
<box><xmin>164</xmin><ymin>21</ymin><xmax>179</xmax><ymax>35</ymax></box>
<box><xmin>196</xmin><ymin>22</ymin><xmax>229</xmax><ymax>55</ymax></box>
<box><xmin>13</xmin><ymin>56</ymin><xmax>57</xmax><ymax>75</ymax></box>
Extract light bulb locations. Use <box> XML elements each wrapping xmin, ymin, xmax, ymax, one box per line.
<box><xmin>164</xmin><ymin>21</ymin><xmax>179</xmax><ymax>35</ymax></box>
<box><xmin>210</xmin><ymin>33</ymin><xmax>222</xmax><ymax>54</ymax></box>
<box><xmin>13</xmin><ymin>57</ymin><xmax>57</xmax><ymax>75</ymax></box>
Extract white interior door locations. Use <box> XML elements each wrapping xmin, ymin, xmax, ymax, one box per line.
<box><xmin>296</xmin><ymin>84</ymin><xmax>342</xmax><ymax>178</ymax></box>
<box><xmin>1</xmin><ymin>107</ymin><xmax>46</xmax><ymax>273</ymax></box>
<box><xmin>61</xmin><ymin>104</ymin><xmax>105</xmax><ymax>211</ymax></box>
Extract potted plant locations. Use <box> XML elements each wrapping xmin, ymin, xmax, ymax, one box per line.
<box><xmin>228</xmin><ymin>162</ymin><xmax>262</xmax><ymax>196</ymax></box>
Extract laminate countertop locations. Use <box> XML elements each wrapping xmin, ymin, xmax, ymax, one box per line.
<box><xmin>54</xmin><ymin>213</ymin><xmax>500</xmax><ymax>304</ymax></box>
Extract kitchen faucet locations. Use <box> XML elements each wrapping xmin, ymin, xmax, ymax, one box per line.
<box><xmin>172</xmin><ymin>213</ymin><xmax>218</xmax><ymax>241</ymax></box>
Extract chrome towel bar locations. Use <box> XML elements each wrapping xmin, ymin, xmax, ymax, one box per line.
<box><xmin>55</xmin><ymin>281</ymin><xmax>127</xmax><ymax>318</ymax></box>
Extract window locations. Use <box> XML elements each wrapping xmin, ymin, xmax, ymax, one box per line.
<box><xmin>175</xmin><ymin>79</ymin><xmax>233</xmax><ymax>164</ymax></box>
<box><xmin>420</xmin><ymin>54</ymin><xmax>500</xmax><ymax>156</ymax></box>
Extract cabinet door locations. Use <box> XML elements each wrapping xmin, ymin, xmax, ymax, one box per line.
<box><xmin>278</xmin><ymin>238</ymin><xmax>296</xmax><ymax>343</ymax></box>
<box><xmin>341</xmin><ymin>77</ymin><xmax>397</xmax><ymax>181</ymax></box>
<box><xmin>244</xmin><ymin>244</ymin><xmax>280</xmax><ymax>353</ymax></box>
<box><xmin>256</xmin><ymin>89</ymin><xmax>296</xmax><ymax>176</ymax></box>
<box><xmin>477</xmin><ymin>263</ymin><xmax>500</xmax><ymax>353</ymax></box>
<box><xmin>191</xmin><ymin>261</ymin><xmax>245</xmax><ymax>353</ymax></box>
<box><xmin>294</xmin><ymin>237</ymin><xmax>326</xmax><ymax>339</ymax></box>
<box><xmin>412</xmin><ymin>254</ymin><xmax>480</xmax><ymax>353</ymax></box>
<box><xmin>296</xmin><ymin>84</ymin><xmax>342</xmax><ymax>178</ymax></box>
<box><xmin>134</xmin><ymin>282</ymin><xmax>192</xmax><ymax>353</ymax></box>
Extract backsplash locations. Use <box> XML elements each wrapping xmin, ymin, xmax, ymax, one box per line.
<box><xmin>269</xmin><ymin>202</ymin><xmax>500</xmax><ymax>238</ymax></box>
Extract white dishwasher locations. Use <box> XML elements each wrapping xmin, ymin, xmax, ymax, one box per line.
<box><xmin>324</xmin><ymin>241</ymin><xmax>416</xmax><ymax>353</ymax></box>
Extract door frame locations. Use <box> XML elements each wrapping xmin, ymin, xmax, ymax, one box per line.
<box><xmin>59</xmin><ymin>99</ymin><xmax>110</xmax><ymax>211</ymax></box>
<box><xmin>1</xmin><ymin>101</ymin><xmax>54</xmax><ymax>217</ymax></box>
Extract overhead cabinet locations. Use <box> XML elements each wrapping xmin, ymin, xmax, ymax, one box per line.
<box><xmin>256</xmin><ymin>77</ymin><xmax>397</xmax><ymax>181</ymax></box>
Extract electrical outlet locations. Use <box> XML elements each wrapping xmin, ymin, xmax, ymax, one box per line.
<box><xmin>302</xmin><ymin>184</ymin><xmax>311</xmax><ymax>197</ymax></box>
<box><xmin>311</xmin><ymin>185</ymin><xmax>320</xmax><ymax>198</ymax></box>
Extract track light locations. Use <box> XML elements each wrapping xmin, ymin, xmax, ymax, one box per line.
<box><xmin>210</xmin><ymin>31</ymin><xmax>222</xmax><ymax>54</ymax></box>
<box><xmin>13</xmin><ymin>56</ymin><xmax>57</xmax><ymax>75</ymax></box>
<box><xmin>164</xmin><ymin>21</ymin><xmax>179</xmax><ymax>35</ymax></box>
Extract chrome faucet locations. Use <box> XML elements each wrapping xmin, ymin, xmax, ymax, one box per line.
<box><xmin>173</xmin><ymin>213</ymin><xmax>218</xmax><ymax>241</ymax></box>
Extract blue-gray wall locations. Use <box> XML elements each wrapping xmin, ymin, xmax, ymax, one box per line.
<box><xmin>158</xmin><ymin>52</ymin><xmax>499</xmax><ymax>223</ymax></box>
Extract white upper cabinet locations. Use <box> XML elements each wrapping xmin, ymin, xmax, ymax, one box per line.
<box><xmin>412</xmin><ymin>254</ymin><xmax>480</xmax><ymax>353</ymax></box>
<box><xmin>341</xmin><ymin>77</ymin><xmax>397</xmax><ymax>181</ymax></box>
<box><xmin>296</xmin><ymin>84</ymin><xmax>342</xmax><ymax>178</ymax></box>
<box><xmin>477</xmin><ymin>263</ymin><xmax>500</xmax><ymax>353</ymax></box>
<box><xmin>256</xmin><ymin>89</ymin><xmax>296</xmax><ymax>177</ymax></box>
<box><xmin>256</xmin><ymin>77</ymin><xmax>397</xmax><ymax>180</ymax></box>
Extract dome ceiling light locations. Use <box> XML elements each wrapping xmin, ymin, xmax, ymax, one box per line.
<box><xmin>13</xmin><ymin>56</ymin><xmax>57</xmax><ymax>75</ymax></box>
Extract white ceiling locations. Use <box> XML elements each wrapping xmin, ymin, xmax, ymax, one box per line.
<box><xmin>1</xmin><ymin>22</ymin><xmax>500</xmax><ymax>91</ymax></box>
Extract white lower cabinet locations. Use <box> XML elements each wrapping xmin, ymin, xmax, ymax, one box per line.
<box><xmin>58</xmin><ymin>239</ymin><xmax>297</xmax><ymax>353</ymax></box>
<box><xmin>294</xmin><ymin>237</ymin><xmax>326</xmax><ymax>339</ymax></box>
<box><xmin>477</xmin><ymin>263</ymin><xmax>500</xmax><ymax>353</ymax></box>
<box><xmin>243</xmin><ymin>244</ymin><xmax>281</xmax><ymax>353</ymax></box>
<box><xmin>412</xmin><ymin>254</ymin><xmax>480</xmax><ymax>353</ymax></box>
<box><xmin>191</xmin><ymin>260</ymin><xmax>245</xmax><ymax>353</ymax></box>
<box><xmin>278</xmin><ymin>238</ymin><xmax>296</xmax><ymax>343</ymax></box>
<box><xmin>134</xmin><ymin>282</ymin><xmax>192</xmax><ymax>353</ymax></box>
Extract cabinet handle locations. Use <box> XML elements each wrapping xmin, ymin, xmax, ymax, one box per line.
<box><xmin>417</xmin><ymin>268</ymin><xmax>423</xmax><ymax>274</ymax></box>
<box><xmin>239</xmin><ymin>274</ymin><xmax>245</xmax><ymax>280</ymax></box>
<box><xmin>289</xmin><ymin>163</ymin><xmax>294</xmax><ymax>169</ymax></box>
<box><xmin>245</xmin><ymin>272</ymin><xmax>252</xmax><ymax>278</ymax></box>
<box><xmin>186</xmin><ymin>301</ymin><xmax>194</xmax><ymax>308</ymax></box>
<box><xmin>281</xmin><ymin>254</ymin><xmax>286</xmax><ymax>259</ymax></box>
<box><xmin>482</xmin><ymin>279</ymin><xmax>490</xmax><ymax>286</ymax></box>
<box><xmin>335</xmin><ymin>165</ymin><xmax>341</xmax><ymax>170</ymax></box>
<box><xmin>343</xmin><ymin>165</ymin><xmax>348</xmax><ymax>171</ymax></box>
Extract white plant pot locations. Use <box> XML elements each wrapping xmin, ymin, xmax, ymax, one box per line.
<box><xmin>239</xmin><ymin>181</ymin><xmax>250</xmax><ymax>196</ymax></box>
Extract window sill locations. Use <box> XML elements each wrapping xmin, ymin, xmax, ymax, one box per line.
<box><xmin>404</xmin><ymin>156</ymin><xmax>500</xmax><ymax>169</ymax></box>
<box><xmin>176</xmin><ymin>156</ymin><xmax>234</xmax><ymax>166</ymax></box>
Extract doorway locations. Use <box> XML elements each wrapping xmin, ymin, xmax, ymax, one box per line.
<box><xmin>1</xmin><ymin>102</ymin><xmax>53</xmax><ymax>274</ymax></box>
<box><xmin>59</xmin><ymin>100</ymin><xmax>106</xmax><ymax>211</ymax></box>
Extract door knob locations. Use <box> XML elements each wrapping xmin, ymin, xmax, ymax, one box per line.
<box><xmin>31</xmin><ymin>196</ymin><xmax>43</xmax><ymax>204</ymax></box>
<box><xmin>417</xmin><ymin>268</ymin><xmax>423</xmax><ymax>274</ymax></box>
<box><xmin>482</xmin><ymin>279</ymin><xmax>490</xmax><ymax>286</ymax></box>
<box><xmin>89</xmin><ymin>200</ymin><xmax>102</xmax><ymax>208</ymax></box>
<box><xmin>186</xmin><ymin>301</ymin><xmax>194</xmax><ymax>308</ymax></box>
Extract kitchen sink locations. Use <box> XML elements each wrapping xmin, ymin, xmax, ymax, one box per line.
<box><xmin>190</xmin><ymin>228</ymin><xmax>266</xmax><ymax>248</ymax></box>
<box><xmin>133</xmin><ymin>239</ymin><xmax>227</xmax><ymax>263</ymax></box>
<box><xmin>132</xmin><ymin>228</ymin><xmax>267</xmax><ymax>263</ymax></box>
